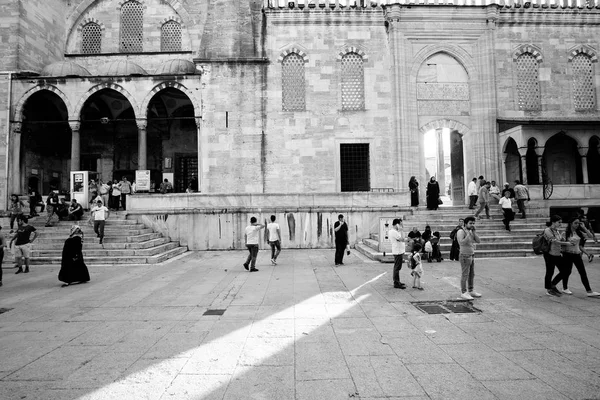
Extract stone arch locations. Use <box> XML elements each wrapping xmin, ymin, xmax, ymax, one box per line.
<box><xmin>277</xmin><ymin>47</ymin><xmax>309</xmax><ymax>63</ymax></box>
<box><xmin>502</xmin><ymin>136</ymin><xmax>519</xmax><ymax>153</ymax></box>
<box><xmin>410</xmin><ymin>45</ymin><xmax>478</xmax><ymax>81</ymax></box>
<box><xmin>141</xmin><ymin>81</ymin><xmax>201</xmax><ymax>118</ymax></box>
<box><xmin>78</xmin><ymin>17</ymin><xmax>106</xmax><ymax>32</ymax></box>
<box><xmin>336</xmin><ymin>46</ymin><xmax>368</xmax><ymax>61</ymax></box>
<box><xmin>159</xmin><ymin>16</ymin><xmax>183</xmax><ymax>28</ymax></box>
<box><xmin>512</xmin><ymin>44</ymin><xmax>544</xmax><ymax>63</ymax></box>
<box><xmin>66</xmin><ymin>0</ymin><xmax>194</xmax><ymax>47</ymax></box>
<box><xmin>14</xmin><ymin>85</ymin><xmax>72</xmax><ymax>123</ymax></box>
<box><xmin>419</xmin><ymin>119</ymin><xmax>471</xmax><ymax>136</ymax></box>
<box><xmin>543</xmin><ymin>132</ymin><xmax>584</xmax><ymax>185</ymax></box>
<box><xmin>74</xmin><ymin>83</ymin><xmax>141</xmax><ymax>120</ymax></box>
<box><xmin>116</xmin><ymin>0</ymin><xmax>147</xmax><ymax>10</ymax></box>
<box><xmin>568</xmin><ymin>45</ymin><xmax>598</xmax><ymax>63</ymax></box>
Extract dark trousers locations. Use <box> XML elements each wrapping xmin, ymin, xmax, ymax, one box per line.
<box><xmin>110</xmin><ymin>196</ymin><xmax>120</xmax><ymax>210</ymax></box>
<box><xmin>335</xmin><ymin>241</ymin><xmax>346</xmax><ymax>265</ymax></box>
<box><xmin>502</xmin><ymin>208</ymin><xmax>514</xmax><ymax>229</ymax></box>
<box><xmin>474</xmin><ymin>202</ymin><xmax>490</xmax><ymax>218</ymax></box>
<box><xmin>517</xmin><ymin>199</ymin><xmax>526</xmax><ymax>217</ymax></box>
<box><xmin>120</xmin><ymin>194</ymin><xmax>128</xmax><ymax>210</ymax></box>
<box><xmin>269</xmin><ymin>240</ymin><xmax>281</xmax><ymax>260</ymax></box>
<box><xmin>553</xmin><ymin>252</ymin><xmax>591</xmax><ymax>291</ymax></box>
<box><xmin>543</xmin><ymin>253</ymin><xmax>563</xmax><ymax>290</ymax></box>
<box><xmin>393</xmin><ymin>254</ymin><xmax>403</xmax><ymax>284</ymax></box>
<box><xmin>245</xmin><ymin>244</ymin><xmax>259</xmax><ymax>268</ymax></box>
<box><xmin>0</xmin><ymin>248</ymin><xmax>3</xmax><ymax>282</ymax></box>
<box><xmin>468</xmin><ymin>195</ymin><xmax>478</xmax><ymax>209</ymax></box>
<box><xmin>10</xmin><ymin>213</ymin><xmax>22</xmax><ymax>230</ymax></box>
<box><xmin>94</xmin><ymin>220</ymin><xmax>106</xmax><ymax>239</ymax></box>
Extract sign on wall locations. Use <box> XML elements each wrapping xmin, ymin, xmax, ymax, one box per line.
<box><xmin>136</xmin><ymin>170</ymin><xmax>151</xmax><ymax>192</ymax></box>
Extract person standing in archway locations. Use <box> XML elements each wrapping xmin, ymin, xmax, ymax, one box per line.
<box><xmin>408</xmin><ymin>176</ymin><xmax>419</xmax><ymax>207</ymax></box>
<box><xmin>426</xmin><ymin>177</ymin><xmax>440</xmax><ymax>210</ymax></box>
<box><xmin>119</xmin><ymin>177</ymin><xmax>132</xmax><ymax>211</ymax></box>
<box><xmin>467</xmin><ymin>178</ymin><xmax>478</xmax><ymax>209</ymax></box>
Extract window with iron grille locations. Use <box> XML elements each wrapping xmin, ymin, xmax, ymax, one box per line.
<box><xmin>516</xmin><ymin>53</ymin><xmax>541</xmax><ymax>111</ymax></box>
<box><xmin>282</xmin><ymin>53</ymin><xmax>306</xmax><ymax>111</ymax></box>
<box><xmin>161</xmin><ymin>21</ymin><xmax>182</xmax><ymax>52</ymax></box>
<box><xmin>81</xmin><ymin>23</ymin><xmax>102</xmax><ymax>54</ymax></box>
<box><xmin>572</xmin><ymin>54</ymin><xmax>596</xmax><ymax>111</ymax></box>
<box><xmin>120</xmin><ymin>1</ymin><xmax>143</xmax><ymax>53</ymax></box>
<box><xmin>340</xmin><ymin>144</ymin><xmax>370</xmax><ymax>192</ymax></box>
<box><xmin>341</xmin><ymin>53</ymin><xmax>365</xmax><ymax>111</ymax></box>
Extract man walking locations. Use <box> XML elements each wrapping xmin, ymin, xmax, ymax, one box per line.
<box><xmin>499</xmin><ymin>191</ymin><xmax>514</xmax><ymax>231</ymax></box>
<box><xmin>388</xmin><ymin>218</ymin><xmax>407</xmax><ymax>289</ymax></box>
<box><xmin>267</xmin><ymin>215</ymin><xmax>282</xmax><ymax>265</ymax></box>
<box><xmin>514</xmin><ymin>180</ymin><xmax>530</xmax><ymax>219</ymax></box>
<box><xmin>334</xmin><ymin>214</ymin><xmax>349</xmax><ymax>266</ymax></box>
<box><xmin>457</xmin><ymin>216</ymin><xmax>482</xmax><ymax>300</ymax></box>
<box><xmin>91</xmin><ymin>199</ymin><xmax>110</xmax><ymax>245</ymax></box>
<box><xmin>10</xmin><ymin>216</ymin><xmax>38</xmax><ymax>274</ymax></box>
<box><xmin>244</xmin><ymin>217</ymin><xmax>264</xmax><ymax>272</ymax></box>
<box><xmin>467</xmin><ymin>178</ymin><xmax>478</xmax><ymax>209</ymax></box>
<box><xmin>119</xmin><ymin>177</ymin><xmax>132</xmax><ymax>211</ymax></box>
<box><xmin>474</xmin><ymin>181</ymin><xmax>491</xmax><ymax>219</ymax></box>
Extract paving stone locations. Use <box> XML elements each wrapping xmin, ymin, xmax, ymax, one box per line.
<box><xmin>224</xmin><ymin>365</ymin><xmax>294</xmax><ymax>400</ymax></box>
<box><xmin>296</xmin><ymin>378</ymin><xmax>357</xmax><ymax>400</ymax></box>
<box><xmin>481</xmin><ymin>379</ymin><xmax>570</xmax><ymax>400</ymax></box>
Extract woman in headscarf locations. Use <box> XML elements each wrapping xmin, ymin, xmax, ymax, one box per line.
<box><xmin>408</xmin><ymin>176</ymin><xmax>419</xmax><ymax>207</ymax></box>
<box><xmin>59</xmin><ymin>225</ymin><xmax>90</xmax><ymax>287</ymax></box>
<box><xmin>426</xmin><ymin>176</ymin><xmax>441</xmax><ymax>210</ymax></box>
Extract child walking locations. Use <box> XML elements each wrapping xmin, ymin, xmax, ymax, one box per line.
<box><xmin>410</xmin><ymin>243</ymin><xmax>424</xmax><ymax>290</ymax></box>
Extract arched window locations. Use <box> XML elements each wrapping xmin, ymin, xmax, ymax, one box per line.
<box><xmin>526</xmin><ymin>138</ymin><xmax>539</xmax><ymax>185</ymax></box>
<box><xmin>571</xmin><ymin>54</ymin><xmax>596</xmax><ymax>111</ymax></box>
<box><xmin>81</xmin><ymin>23</ymin><xmax>102</xmax><ymax>54</ymax></box>
<box><xmin>516</xmin><ymin>53</ymin><xmax>541</xmax><ymax>111</ymax></box>
<box><xmin>161</xmin><ymin>21</ymin><xmax>182</xmax><ymax>52</ymax></box>
<box><xmin>120</xmin><ymin>1</ymin><xmax>144</xmax><ymax>53</ymax></box>
<box><xmin>341</xmin><ymin>52</ymin><xmax>365</xmax><ymax>111</ymax></box>
<box><xmin>282</xmin><ymin>53</ymin><xmax>306</xmax><ymax>111</ymax></box>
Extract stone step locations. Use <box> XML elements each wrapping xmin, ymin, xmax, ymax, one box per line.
<box><xmin>34</xmin><ymin>228</ymin><xmax>154</xmax><ymax>236</ymax></box>
<box><xmin>31</xmin><ymin>242</ymin><xmax>180</xmax><ymax>258</ymax></box>
<box><xmin>31</xmin><ymin>237</ymin><xmax>171</xmax><ymax>249</ymax></box>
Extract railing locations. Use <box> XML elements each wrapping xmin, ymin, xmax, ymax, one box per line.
<box><xmin>263</xmin><ymin>0</ymin><xmax>599</xmax><ymax>9</ymax></box>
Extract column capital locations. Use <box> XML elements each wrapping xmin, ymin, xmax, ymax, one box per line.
<box><xmin>12</xmin><ymin>121</ymin><xmax>21</xmax><ymax>134</ymax></box>
<box><xmin>195</xmin><ymin>117</ymin><xmax>202</xmax><ymax>128</ymax></box>
<box><xmin>578</xmin><ymin>146</ymin><xmax>588</xmax><ymax>157</ymax></box>
<box><xmin>384</xmin><ymin>4</ymin><xmax>401</xmax><ymax>28</ymax></box>
<box><xmin>68</xmin><ymin>121</ymin><xmax>81</xmax><ymax>131</ymax></box>
<box><xmin>136</xmin><ymin>118</ymin><xmax>147</xmax><ymax>130</ymax></box>
<box><xmin>517</xmin><ymin>147</ymin><xmax>528</xmax><ymax>157</ymax></box>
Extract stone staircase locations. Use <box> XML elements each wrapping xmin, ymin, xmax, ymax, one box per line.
<box><xmin>355</xmin><ymin>203</ymin><xmax>600</xmax><ymax>262</ymax></box>
<box><xmin>4</xmin><ymin>211</ymin><xmax>188</xmax><ymax>265</ymax></box>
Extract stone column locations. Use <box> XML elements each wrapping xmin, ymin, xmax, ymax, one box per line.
<box><xmin>436</xmin><ymin>129</ymin><xmax>446</xmax><ymax>191</ymax></box>
<box><xmin>195</xmin><ymin>117</ymin><xmax>203</xmax><ymax>192</ymax></box>
<box><xmin>137</xmin><ymin>119</ymin><xmax>147</xmax><ymax>170</ymax></box>
<box><xmin>518</xmin><ymin>147</ymin><xmax>528</xmax><ymax>185</ymax></box>
<box><xmin>537</xmin><ymin>155</ymin><xmax>544</xmax><ymax>184</ymax></box>
<box><xmin>11</xmin><ymin>122</ymin><xmax>22</xmax><ymax>194</ymax></box>
<box><xmin>69</xmin><ymin>121</ymin><xmax>81</xmax><ymax>171</ymax></box>
<box><xmin>578</xmin><ymin>146</ymin><xmax>589</xmax><ymax>184</ymax></box>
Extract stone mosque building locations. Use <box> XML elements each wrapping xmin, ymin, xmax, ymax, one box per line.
<box><xmin>1</xmin><ymin>0</ymin><xmax>599</xmax><ymax>249</ymax></box>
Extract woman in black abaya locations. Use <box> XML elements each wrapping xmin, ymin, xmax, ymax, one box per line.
<box><xmin>426</xmin><ymin>176</ymin><xmax>441</xmax><ymax>210</ymax></box>
<box><xmin>59</xmin><ymin>225</ymin><xmax>90</xmax><ymax>287</ymax></box>
<box><xmin>408</xmin><ymin>176</ymin><xmax>419</xmax><ymax>207</ymax></box>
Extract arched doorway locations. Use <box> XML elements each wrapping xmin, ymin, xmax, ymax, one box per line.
<box><xmin>147</xmin><ymin>88</ymin><xmax>197</xmax><ymax>193</ymax></box>
<box><xmin>526</xmin><ymin>138</ymin><xmax>539</xmax><ymax>185</ymax></box>
<box><xmin>504</xmin><ymin>137</ymin><xmax>521</xmax><ymax>184</ymax></box>
<box><xmin>588</xmin><ymin>136</ymin><xmax>600</xmax><ymax>184</ymax></box>
<box><xmin>79</xmin><ymin>89</ymin><xmax>137</xmax><ymax>183</ymax></box>
<box><xmin>423</xmin><ymin>128</ymin><xmax>465</xmax><ymax>206</ymax></box>
<box><xmin>21</xmin><ymin>91</ymin><xmax>70</xmax><ymax>195</ymax></box>
<box><xmin>543</xmin><ymin>133</ymin><xmax>583</xmax><ymax>184</ymax></box>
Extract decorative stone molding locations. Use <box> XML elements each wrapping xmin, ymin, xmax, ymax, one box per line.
<box><xmin>73</xmin><ymin>83</ymin><xmax>140</xmax><ymax>120</ymax></box>
<box><xmin>336</xmin><ymin>46</ymin><xmax>368</xmax><ymax>61</ymax></box>
<box><xmin>140</xmin><ymin>81</ymin><xmax>202</xmax><ymax>119</ymax></box>
<box><xmin>419</xmin><ymin>119</ymin><xmax>471</xmax><ymax>136</ymax></box>
<box><xmin>159</xmin><ymin>16</ymin><xmax>184</xmax><ymax>29</ymax></box>
<box><xmin>116</xmin><ymin>0</ymin><xmax>147</xmax><ymax>11</ymax></box>
<box><xmin>417</xmin><ymin>83</ymin><xmax>469</xmax><ymax>100</ymax></box>
<box><xmin>12</xmin><ymin>122</ymin><xmax>22</xmax><ymax>135</ymax></box>
<box><xmin>512</xmin><ymin>44</ymin><xmax>544</xmax><ymax>63</ymax></box>
<box><xmin>14</xmin><ymin>85</ymin><xmax>72</xmax><ymax>123</ymax></box>
<box><xmin>410</xmin><ymin>45</ymin><xmax>477</xmax><ymax>82</ymax></box>
<box><xmin>568</xmin><ymin>45</ymin><xmax>599</xmax><ymax>63</ymax></box>
<box><xmin>136</xmin><ymin>119</ymin><xmax>148</xmax><ymax>130</ymax></box>
<box><xmin>78</xmin><ymin>18</ymin><xmax>105</xmax><ymax>32</ymax></box>
<box><xmin>277</xmin><ymin>48</ymin><xmax>309</xmax><ymax>63</ymax></box>
<box><xmin>68</xmin><ymin>121</ymin><xmax>81</xmax><ymax>131</ymax></box>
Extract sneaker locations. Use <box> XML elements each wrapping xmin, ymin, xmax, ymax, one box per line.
<box><xmin>394</xmin><ymin>283</ymin><xmax>406</xmax><ymax>289</ymax></box>
<box><xmin>271</xmin><ymin>259</ymin><xmax>276</xmax><ymax>265</ymax></box>
<box><xmin>418</xmin><ymin>287</ymin><xmax>424</xmax><ymax>291</ymax></box>
<box><xmin>460</xmin><ymin>292</ymin><xmax>474</xmax><ymax>300</ymax></box>
<box><xmin>250</xmin><ymin>268</ymin><xmax>259</xmax><ymax>272</ymax></box>
<box><xmin>587</xmin><ymin>291</ymin><xmax>600</xmax><ymax>297</ymax></box>
<box><xmin>15</xmin><ymin>268</ymin><xmax>23</xmax><ymax>274</ymax></box>
<box><xmin>547</xmin><ymin>289</ymin><xmax>562</xmax><ymax>297</ymax></box>
<box><xmin>243</xmin><ymin>263</ymin><xmax>249</xmax><ymax>271</ymax></box>
<box><xmin>561</xmin><ymin>288</ymin><xmax>573</xmax><ymax>295</ymax></box>
<box><xmin>469</xmin><ymin>291</ymin><xmax>482</xmax><ymax>298</ymax></box>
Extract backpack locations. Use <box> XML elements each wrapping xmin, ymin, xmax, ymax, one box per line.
<box><xmin>410</xmin><ymin>253</ymin><xmax>418</xmax><ymax>270</ymax></box>
<box><xmin>532</xmin><ymin>231</ymin><xmax>551</xmax><ymax>255</ymax></box>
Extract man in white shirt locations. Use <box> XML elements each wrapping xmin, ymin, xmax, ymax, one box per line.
<box><xmin>498</xmin><ymin>191</ymin><xmax>514</xmax><ymax>231</ymax></box>
<box><xmin>489</xmin><ymin>180</ymin><xmax>501</xmax><ymax>202</ymax></box>
<box><xmin>467</xmin><ymin>178</ymin><xmax>478</xmax><ymax>209</ymax></box>
<box><xmin>388</xmin><ymin>218</ymin><xmax>407</xmax><ymax>289</ymax></box>
<box><xmin>91</xmin><ymin>199</ymin><xmax>110</xmax><ymax>244</ymax></box>
<box><xmin>267</xmin><ymin>215</ymin><xmax>282</xmax><ymax>265</ymax></box>
<box><xmin>244</xmin><ymin>217</ymin><xmax>264</xmax><ymax>272</ymax></box>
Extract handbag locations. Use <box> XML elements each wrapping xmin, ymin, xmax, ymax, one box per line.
<box><xmin>437</xmin><ymin>197</ymin><xmax>443</xmax><ymax>205</ymax></box>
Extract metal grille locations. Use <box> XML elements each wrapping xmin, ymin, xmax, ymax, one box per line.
<box><xmin>340</xmin><ymin>144</ymin><xmax>370</xmax><ymax>192</ymax></box>
<box><xmin>175</xmin><ymin>155</ymin><xmax>198</xmax><ymax>193</ymax></box>
<box><xmin>341</xmin><ymin>53</ymin><xmax>364</xmax><ymax>111</ymax></box>
<box><xmin>119</xmin><ymin>1</ymin><xmax>143</xmax><ymax>53</ymax></box>
<box><xmin>572</xmin><ymin>54</ymin><xmax>596</xmax><ymax>111</ymax></box>
<box><xmin>516</xmin><ymin>53</ymin><xmax>541</xmax><ymax>111</ymax></box>
<box><xmin>282</xmin><ymin>53</ymin><xmax>305</xmax><ymax>111</ymax></box>
<box><xmin>161</xmin><ymin>21</ymin><xmax>182</xmax><ymax>52</ymax></box>
<box><xmin>81</xmin><ymin>23</ymin><xmax>102</xmax><ymax>54</ymax></box>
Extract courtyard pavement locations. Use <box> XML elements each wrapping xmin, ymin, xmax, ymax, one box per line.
<box><xmin>1</xmin><ymin>249</ymin><xmax>600</xmax><ymax>400</ymax></box>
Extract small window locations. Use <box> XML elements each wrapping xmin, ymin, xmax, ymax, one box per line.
<box><xmin>516</xmin><ymin>53</ymin><xmax>541</xmax><ymax>111</ymax></box>
<box><xmin>120</xmin><ymin>1</ymin><xmax>144</xmax><ymax>53</ymax></box>
<box><xmin>81</xmin><ymin>23</ymin><xmax>102</xmax><ymax>54</ymax></box>
<box><xmin>340</xmin><ymin>144</ymin><xmax>370</xmax><ymax>192</ymax></box>
<box><xmin>572</xmin><ymin>54</ymin><xmax>596</xmax><ymax>111</ymax></box>
<box><xmin>341</xmin><ymin>52</ymin><xmax>365</xmax><ymax>111</ymax></box>
<box><xmin>282</xmin><ymin>53</ymin><xmax>306</xmax><ymax>111</ymax></box>
<box><xmin>161</xmin><ymin>21</ymin><xmax>182</xmax><ymax>52</ymax></box>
